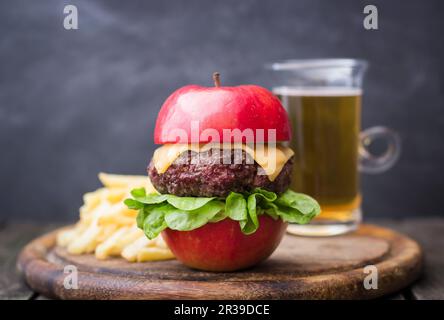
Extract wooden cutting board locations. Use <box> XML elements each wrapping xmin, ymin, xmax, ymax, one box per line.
<box><xmin>17</xmin><ymin>224</ymin><xmax>422</xmax><ymax>299</ymax></box>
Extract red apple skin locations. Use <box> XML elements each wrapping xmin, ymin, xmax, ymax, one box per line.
<box><xmin>154</xmin><ymin>85</ymin><xmax>291</xmax><ymax>144</ymax></box>
<box><xmin>161</xmin><ymin>215</ymin><xmax>288</xmax><ymax>272</ymax></box>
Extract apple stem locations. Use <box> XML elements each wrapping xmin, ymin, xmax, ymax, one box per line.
<box><xmin>213</xmin><ymin>72</ymin><xmax>221</xmax><ymax>87</ymax></box>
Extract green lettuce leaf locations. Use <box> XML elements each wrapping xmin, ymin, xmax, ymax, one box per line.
<box><xmin>136</xmin><ymin>202</ymin><xmax>223</xmax><ymax>239</ymax></box>
<box><xmin>225</xmin><ymin>192</ymin><xmax>247</xmax><ymax>221</ymax></box>
<box><xmin>164</xmin><ymin>201</ymin><xmax>224</xmax><ymax>231</ymax></box>
<box><xmin>142</xmin><ymin>205</ymin><xmax>168</xmax><ymax>239</ymax></box>
<box><xmin>130</xmin><ymin>188</ymin><xmax>169</xmax><ymax>204</ymax></box>
<box><xmin>209</xmin><ymin>210</ymin><xmax>228</xmax><ymax>223</ymax></box>
<box><xmin>166</xmin><ymin>195</ymin><xmax>215</xmax><ymax>211</ymax></box>
<box><xmin>276</xmin><ymin>189</ymin><xmax>321</xmax><ymax>217</ymax></box>
<box><xmin>125</xmin><ymin>187</ymin><xmax>321</xmax><ymax>239</ymax></box>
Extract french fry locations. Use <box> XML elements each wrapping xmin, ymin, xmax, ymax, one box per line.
<box><xmin>154</xmin><ymin>236</ymin><xmax>170</xmax><ymax>249</ymax></box>
<box><xmin>98</xmin><ymin>214</ymin><xmax>135</xmax><ymax>227</ymax></box>
<box><xmin>56</xmin><ymin>228</ymin><xmax>77</xmax><ymax>247</ymax></box>
<box><xmin>98</xmin><ymin>203</ymin><xmax>137</xmax><ymax>226</ymax></box>
<box><xmin>96</xmin><ymin>224</ymin><xmax>119</xmax><ymax>243</ymax></box>
<box><xmin>57</xmin><ymin>173</ymin><xmax>173</xmax><ymax>262</ymax></box>
<box><xmin>104</xmin><ymin>188</ymin><xmax>126</xmax><ymax>204</ymax></box>
<box><xmin>119</xmin><ymin>225</ymin><xmax>145</xmax><ymax>244</ymax></box>
<box><xmin>121</xmin><ymin>235</ymin><xmax>150</xmax><ymax>262</ymax></box>
<box><xmin>95</xmin><ymin>226</ymin><xmax>131</xmax><ymax>259</ymax></box>
<box><xmin>98</xmin><ymin>172</ymin><xmax>157</xmax><ymax>191</ymax></box>
<box><xmin>137</xmin><ymin>247</ymin><xmax>175</xmax><ymax>262</ymax></box>
<box><xmin>67</xmin><ymin>220</ymin><xmax>102</xmax><ymax>254</ymax></box>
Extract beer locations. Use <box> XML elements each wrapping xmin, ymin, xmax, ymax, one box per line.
<box><xmin>269</xmin><ymin>59</ymin><xmax>400</xmax><ymax>236</ymax></box>
<box><xmin>274</xmin><ymin>87</ymin><xmax>362</xmax><ymax>223</ymax></box>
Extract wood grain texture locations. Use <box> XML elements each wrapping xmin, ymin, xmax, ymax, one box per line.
<box><xmin>17</xmin><ymin>224</ymin><xmax>422</xmax><ymax>300</ymax></box>
<box><xmin>376</xmin><ymin>218</ymin><xmax>444</xmax><ymax>300</ymax></box>
<box><xmin>0</xmin><ymin>224</ymin><xmax>59</xmax><ymax>300</ymax></box>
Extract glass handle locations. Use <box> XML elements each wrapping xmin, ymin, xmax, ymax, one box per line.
<box><xmin>359</xmin><ymin>126</ymin><xmax>401</xmax><ymax>174</ymax></box>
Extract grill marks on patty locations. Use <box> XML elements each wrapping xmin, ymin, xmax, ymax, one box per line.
<box><xmin>148</xmin><ymin>149</ymin><xmax>293</xmax><ymax>197</ymax></box>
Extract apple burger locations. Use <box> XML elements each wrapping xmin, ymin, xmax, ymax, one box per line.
<box><xmin>125</xmin><ymin>73</ymin><xmax>320</xmax><ymax>271</ymax></box>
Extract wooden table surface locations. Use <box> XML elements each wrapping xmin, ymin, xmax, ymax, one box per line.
<box><xmin>1</xmin><ymin>218</ymin><xmax>443</xmax><ymax>300</ymax></box>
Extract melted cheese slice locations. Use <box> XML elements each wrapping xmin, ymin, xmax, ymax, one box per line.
<box><xmin>152</xmin><ymin>143</ymin><xmax>294</xmax><ymax>181</ymax></box>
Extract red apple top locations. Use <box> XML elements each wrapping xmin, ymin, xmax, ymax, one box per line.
<box><xmin>154</xmin><ymin>73</ymin><xmax>291</xmax><ymax>144</ymax></box>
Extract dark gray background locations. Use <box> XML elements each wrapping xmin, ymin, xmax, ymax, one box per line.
<box><xmin>1</xmin><ymin>0</ymin><xmax>443</xmax><ymax>222</ymax></box>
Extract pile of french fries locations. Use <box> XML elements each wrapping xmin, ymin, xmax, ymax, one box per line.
<box><xmin>57</xmin><ymin>173</ymin><xmax>175</xmax><ymax>262</ymax></box>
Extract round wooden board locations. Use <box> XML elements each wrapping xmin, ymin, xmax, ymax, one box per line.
<box><xmin>17</xmin><ymin>224</ymin><xmax>422</xmax><ymax>300</ymax></box>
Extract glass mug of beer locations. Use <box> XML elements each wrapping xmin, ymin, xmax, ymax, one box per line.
<box><xmin>268</xmin><ymin>59</ymin><xmax>400</xmax><ymax>236</ymax></box>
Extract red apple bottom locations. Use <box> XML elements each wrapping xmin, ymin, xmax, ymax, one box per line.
<box><xmin>161</xmin><ymin>215</ymin><xmax>288</xmax><ymax>272</ymax></box>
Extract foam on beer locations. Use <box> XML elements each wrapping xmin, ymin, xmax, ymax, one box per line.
<box><xmin>272</xmin><ymin>86</ymin><xmax>362</xmax><ymax>96</ymax></box>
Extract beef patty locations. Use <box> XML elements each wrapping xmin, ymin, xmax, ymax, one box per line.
<box><xmin>148</xmin><ymin>148</ymin><xmax>293</xmax><ymax>197</ymax></box>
